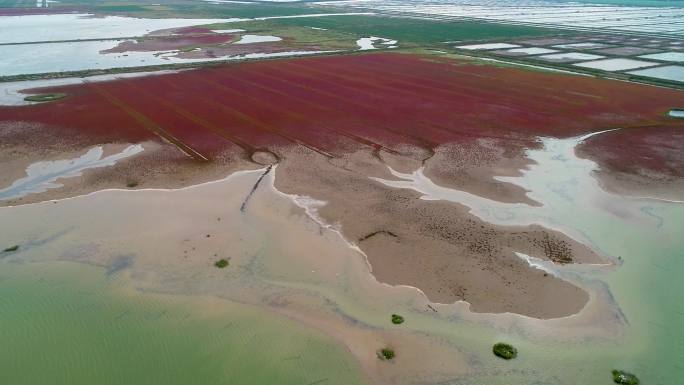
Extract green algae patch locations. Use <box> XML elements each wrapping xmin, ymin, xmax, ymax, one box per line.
<box><xmin>3</xmin><ymin>245</ymin><xmax>19</xmax><ymax>252</ymax></box>
<box><xmin>379</xmin><ymin>347</ymin><xmax>395</xmax><ymax>360</ymax></box>
<box><xmin>214</xmin><ymin>259</ymin><xmax>229</xmax><ymax>268</ymax></box>
<box><xmin>391</xmin><ymin>314</ymin><xmax>404</xmax><ymax>325</ymax></box>
<box><xmin>612</xmin><ymin>370</ymin><xmax>639</xmax><ymax>385</ymax></box>
<box><xmin>493</xmin><ymin>342</ymin><xmax>518</xmax><ymax>359</ymax></box>
<box><xmin>23</xmin><ymin>93</ymin><xmax>67</xmax><ymax>103</ymax></box>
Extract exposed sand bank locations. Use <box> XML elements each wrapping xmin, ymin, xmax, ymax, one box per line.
<box><xmin>0</xmin><ymin>120</ymin><xmax>600</xmax><ymax>318</ymax></box>
<box><xmin>576</xmin><ymin>125</ymin><xmax>684</xmax><ymax>202</ymax></box>
<box><xmin>273</xmin><ymin>147</ymin><xmax>599</xmax><ymax>319</ymax></box>
<box><xmin>0</xmin><ymin>121</ymin><xmax>259</xmax><ymax>206</ymax></box>
<box><xmin>423</xmin><ymin>139</ymin><xmax>540</xmax><ymax>206</ymax></box>
<box><xmin>0</xmin><ymin>168</ymin><xmax>474</xmax><ymax>385</ymax></box>
<box><xmin>3</xmin><ymin>52</ymin><xmax>682</xmax><ymax>321</ymax></box>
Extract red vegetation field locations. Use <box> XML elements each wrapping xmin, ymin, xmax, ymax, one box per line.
<box><xmin>2</xmin><ymin>53</ymin><xmax>682</xmax><ymax>169</ymax></box>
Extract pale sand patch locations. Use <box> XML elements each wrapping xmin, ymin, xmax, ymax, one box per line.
<box><xmin>0</xmin><ymin>167</ymin><xmax>471</xmax><ymax>384</ymax></box>
<box><xmin>585</xmin><ymin>169</ymin><xmax>684</xmax><ymax>203</ymax></box>
<box><xmin>0</xmin><ymin>127</ymin><xmax>601</xmax><ymax>318</ymax></box>
<box><xmin>274</xmin><ymin>147</ymin><xmax>600</xmax><ymax>319</ymax></box>
<box><xmin>422</xmin><ymin>139</ymin><xmax>540</xmax><ymax>205</ymax></box>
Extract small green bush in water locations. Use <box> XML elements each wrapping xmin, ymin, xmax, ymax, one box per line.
<box><xmin>391</xmin><ymin>314</ymin><xmax>404</xmax><ymax>324</ymax></box>
<box><xmin>24</xmin><ymin>93</ymin><xmax>66</xmax><ymax>102</ymax></box>
<box><xmin>612</xmin><ymin>370</ymin><xmax>639</xmax><ymax>385</ymax></box>
<box><xmin>492</xmin><ymin>342</ymin><xmax>517</xmax><ymax>359</ymax></box>
<box><xmin>3</xmin><ymin>245</ymin><xmax>19</xmax><ymax>252</ymax></box>
<box><xmin>214</xmin><ymin>259</ymin><xmax>229</xmax><ymax>268</ymax></box>
<box><xmin>379</xmin><ymin>348</ymin><xmax>395</xmax><ymax>360</ymax></box>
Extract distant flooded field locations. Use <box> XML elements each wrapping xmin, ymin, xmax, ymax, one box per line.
<box><xmin>324</xmin><ymin>0</ymin><xmax>684</xmax><ymax>37</ymax></box>
<box><xmin>0</xmin><ymin>14</ymin><xmax>232</xmax><ymax>44</ymax></box>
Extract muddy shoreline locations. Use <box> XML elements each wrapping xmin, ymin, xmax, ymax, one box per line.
<box><xmin>1</xmin><ymin>134</ymin><xmax>602</xmax><ymax>319</ymax></box>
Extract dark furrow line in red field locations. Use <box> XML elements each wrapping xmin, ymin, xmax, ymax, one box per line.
<box><xmin>200</xmin><ymin>68</ymin><xmax>406</xmax><ymax>153</ymax></box>
<box><xmin>224</xmin><ymin>67</ymin><xmax>442</xmax><ymax>149</ymax></box>
<box><xmin>309</xmin><ymin>54</ymin><xmax>569</xmax><ymax>108</ymax></box>
<box><xmin>274</xmin><ymin>61</ymin><xmax>517</xmax><ymax>132</ymax></box>
<box><xmin>267</xmin><ymin>61</ymin><xmax>582</xmax><ymax>144</ymax></box>
<box><xmin>194</xmin><ymin>68</ymin><xmax>401</xmax><ymax>155</ymax></box>
<box><xmin>257</xmin><ymin>63</ymin><xmax>527</xmax><ymax>143</ymax></box>
<box><xmin>119</xmin><ymin>78</ymin><xmax>255</xmax><ymax>154</ymax></box>
<box><xmin>418</xmin><ymin>63</ymin><xmax>656</xmax><ymax>115</ymax></box>
<box><xmin>207</xmin><ymin>69</ymin><xmax>435</xmax><ymax>154</ymax></box>
<box><xmin>295</xmin><ymin>53</ymin><xmax>570</xmax><ymax>109</ymax></box>
<box><xmin>169</xmin><ymin>72</ymin><xmax>336</xmax><ymax>154</ymax></box>
<box><xmin>377</xmin><ymin>55</ymin><xmax>593</xmax><ymax>101</ymax></box>
<box><xmin>154</xmin><ymin>75</ymin><xmax>336</xmax><ymax>158</ymax></box>
<box><xmin>351</xmin><ymin>54</ymin><xmax>590</xmax><ymax>107</ymax></box>
<box><xmin>95</xmin><ymin>78</ymin><xmax>243</xmax><ymax>157</ymax></box>
<box><xmin>287</xmin><ymin>55</ymin><xmax>572</xmax><ymax>115</ymax></box>
<box><xmin>279</xmin><ymin>57</ymin><xmax>656</xmax><ymax>138</ymax></box>
<box><xmin>214</xmin><ymin>69</ymin><xmax>338</xmax><ymax>114</ymax></box>
<box><xmin>281</xmin><ymin>59</ymin><xmax>564</xmax><ymax>122</ymax></box>
<box><xmin>86</xmin><ymin>82</ymin><xmax>209</xmax><ymax>161</ymax></box>
<box><xmin>276</xmin><ymin>61</ymin><xmax>553</xmax><ymax>142</ymax></box>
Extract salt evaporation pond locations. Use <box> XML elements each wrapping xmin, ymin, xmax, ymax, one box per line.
<box><xmin>355</xmin><ymin>36</ymin><xmax>397</xmax><ymax>50</ymax></box>
<box><xmin>321</xmin><ymin>0</ymin><xmax>684</xmax><ymax>37</ymax></box>
<box><xmin>573</xmin><ymin>58</ymin><xmax>659</xmax><ymax>71</ymax></box>
<box><xmin>553</xmin><ymin>42</ymin><xmax>611</xmax><ymax>50</ymax></box>
<box><xmin>669</xmin><ymin>109</ymin><xmax>684</xmax><ymax>118</ymax></box>
<box><xmin>0</xmin><ymin>14</ymin><xmax>234</xmax><ymax>44</ymax></box>
<box><xmin>456</xmin><ymin>42</ymin><xmax>520</xmax><ymax>50</ymax></box>
<box><xmin>503</xmin><ymin>47</ymin><xmax>558</xmax><ymax>55</ymax></box>
<box><xmin>628</xmin><ymin>64</ymin><xmax>684</xmax><ymax>82</ymax></box>
<box><xmin>0</xmin><ymin>40</ymin><xmax>335</xmax><ymax>76</ymax></box>
<box><xmin>233</xmin><ymin>34</ymin><xmax>283</xmax><ymax>44</ymax></box>
<box><xmin>536</xmin><ymin>52</ymin><xmax>605</xmax><ymax>63</ymax></box>
<box><xmin>639</xmin><ymin>51</ymin><xmax>684</xmax><ymax>62</ymax></box>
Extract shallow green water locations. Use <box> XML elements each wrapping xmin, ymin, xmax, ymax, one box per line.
<box><xmin>1</xmin><ymin>133</ymin><xmax>683</xmax><ymax>385</ymax></box>
<box><xmin>353</xmin><ymin>133</ymin><xmax>684</xmax><ymax>384</ymax></box>
<box><xmin>0</xmin><ymin>261</ymin><xmax>364</xmax><ymax>385</ymax></box>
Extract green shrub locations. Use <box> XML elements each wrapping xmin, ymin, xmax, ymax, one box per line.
<box><xmin>24</xmin><ymin>93</ymin><xmax>66</xmax><ymax>102</ymax></box>
<box><xmin>492</xmin><ymin>342</ymin><xmax>517</xmax><ymax>359</ymax></box>
<box><xmin>379</xmin><ymin>348</ymin><xmax>395</xmax><ymax>360</ymax></box>
<box><xmin>612</xmin><ymin>370</ymin><xmax>639</xmax><ymax>385</ymax></box>
<box><xmin>3</xmin><ymin>245</ymin><xmax>19</xmax><ymax>252</ymax></box>
<box><xmin>391</xmin><ymin>314</ymin><xmax>404</xmax><ymax>325</ymax></box>
<box><xmin>214</xmin><ymin>259</ymin><xmax>229</xmax><ymax>268</ymax></box>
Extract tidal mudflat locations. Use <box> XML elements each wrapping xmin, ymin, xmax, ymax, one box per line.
<box><xmin>2</xmin><ymin>28</ymin><xmax>684</xmax><ymax>384</ymax></box>
<box><xmin>2</xmin><ymin>136</ymin><xmax>683</xmax><ymax>384</ymax></box>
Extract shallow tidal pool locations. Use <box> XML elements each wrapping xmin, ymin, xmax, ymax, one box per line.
<box><xmin>0</xmin><ymin>261</ymin><xmax>365</xmax><ymax>385</ymax></box>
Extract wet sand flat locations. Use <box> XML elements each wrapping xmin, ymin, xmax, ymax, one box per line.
<box><xmin>0</xmin><ymin>168</ymin><xmax>473</xmax><ymax>384</ymax></box>
<box><xmin>2</xmin><ymin>52</ymin><xmax>683</xmax><ymax>318</ymax></box>
<box><xmin>2</xmin><ymin>136</ymin><xmax>683</xmax><ymax>384</ymax></box>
